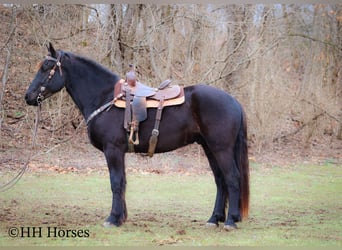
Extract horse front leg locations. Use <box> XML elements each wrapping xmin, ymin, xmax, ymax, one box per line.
<box><xmin>103</xmin><ymin>145</ymin><xmax>127</xmax><ymax>227</ymax></box>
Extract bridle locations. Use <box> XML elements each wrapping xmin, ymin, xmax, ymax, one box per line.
<box><xmin>37</xmin><ymin>53</ymin><xmax>63</xmax><ymax>105</ymax></box>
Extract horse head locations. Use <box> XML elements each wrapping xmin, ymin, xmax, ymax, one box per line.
<box><xmin>25</xmin><ymin>43</ymin><xmax>65</xmax><ymax>106</ymax></box>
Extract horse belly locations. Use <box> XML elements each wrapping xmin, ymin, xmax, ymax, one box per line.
<box><xmin>133</xmin><ymin>105</ymin><xmax>199</xmax><ymax>153</ymax></box>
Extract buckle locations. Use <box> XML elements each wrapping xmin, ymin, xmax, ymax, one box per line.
<box><xmin>151</xmin><ymin>129</ymin><xmax>159</xmax><ymax>136</ymax></box>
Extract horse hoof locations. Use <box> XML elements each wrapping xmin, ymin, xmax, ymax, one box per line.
<box><xmin>205</xmin><ymin>222</ymin><xmax>218</xmax><ymax>228</ymax></box>
<box><xmin>223</xmin><ymin>224</ymin><xmax>237</xmax><ymax>231</ymax></box>
<box><xmin>103</xmin><ymin>221</ymin><xmax>117</xmax><ymax>228</ymax></box>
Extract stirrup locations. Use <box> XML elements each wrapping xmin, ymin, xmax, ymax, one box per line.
<box><xmin>129</xmin><ymin>127</ymin><xmax>139</xmax><ymax>145</ymax></box>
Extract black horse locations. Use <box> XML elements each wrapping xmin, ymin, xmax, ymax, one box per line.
<box><xmin>25</xmin><ymin>43</ymin><xmax>249</xmax><ymax>231</ymax></box>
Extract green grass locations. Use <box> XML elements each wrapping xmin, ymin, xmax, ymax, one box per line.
<box><xmin>0</xmin><ymin>164</ymin><xmax>341</xmax><ymax>246</ymax></box>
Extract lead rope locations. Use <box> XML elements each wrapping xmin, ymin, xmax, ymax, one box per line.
<box><xmin>0</xmin><ymin>103</ymin><xmax>41</xmax><ymax>192</ymax></box>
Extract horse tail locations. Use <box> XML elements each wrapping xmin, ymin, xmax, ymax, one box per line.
<box><xmin>235</xmin><ymin>106</ymin><xmax>250</xmax><ymax>220</ymax></box>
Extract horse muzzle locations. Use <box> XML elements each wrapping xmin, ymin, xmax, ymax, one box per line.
<box><xmin>25</xmin><ymin>86</ymin><xmax>49</xmax><ymax>106</ymax></box>
<box><xmin>25</xmin><ymin>91</ymin><xmax>39</xmax><ymax>106</ymax></box>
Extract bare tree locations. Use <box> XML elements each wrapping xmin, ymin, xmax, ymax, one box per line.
<box><xmin>0</xmin><ymin>5</ymin><xmax>17</xmax><ymax>133</ymax></box>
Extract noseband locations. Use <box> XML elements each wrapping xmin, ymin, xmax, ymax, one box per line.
<box><xmin>37</xmin><ymin>53</ymin><xmax>63</xmax><ymax>105</ymax></box>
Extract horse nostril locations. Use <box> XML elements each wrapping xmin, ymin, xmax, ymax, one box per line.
<box><xmin>25</xmin><ymin>92</ymin><xmax>32</xmax><ymax>103</ymax></box>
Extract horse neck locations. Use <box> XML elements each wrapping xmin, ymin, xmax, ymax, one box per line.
<box><xmin>63</xmin><ymin>54</ymin><xmax>120</xmax><ymax>120</ymax></box>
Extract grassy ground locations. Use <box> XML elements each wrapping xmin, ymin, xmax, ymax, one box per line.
<box><xmin>0</xmin><ymin>163</ymin><xmax>341</xmax><ymax>246</ymax></box>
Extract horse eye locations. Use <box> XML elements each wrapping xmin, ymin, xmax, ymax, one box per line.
<box><xmin>41</xmin><ymin>60</ymin><xmax>51</xmax><ymax>71</ymax></box>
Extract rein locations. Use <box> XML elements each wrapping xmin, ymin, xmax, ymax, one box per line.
<box><xmin>0</xmin><ymin>103</ymin><xmax>41</xmax><ymax>192</ymax></box>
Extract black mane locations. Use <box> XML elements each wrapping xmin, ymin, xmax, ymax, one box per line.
<box><xmin>60</xmin><ymin>51</ymin><xmax>121</xmax><ymax>117</ymax></box>
<box><xmin>66</xmin><ymin>52</ymin><xmax>118</xmax><ymax>79</ymax></box>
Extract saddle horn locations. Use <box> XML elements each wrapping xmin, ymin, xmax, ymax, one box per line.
<box><xmin>126</xmin><ymin>64</ymin><xmax>137</xmax><ymax>87</ymax></box>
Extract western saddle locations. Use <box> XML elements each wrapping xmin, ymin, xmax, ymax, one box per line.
<box><xmin>113</xmin><ymin>65</ymin><xmax>184</xmax><ymax>157</ymax></box>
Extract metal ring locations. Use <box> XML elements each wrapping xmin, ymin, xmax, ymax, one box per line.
<box><xmin>36</xmin><ymin>93</ymin><xmax>44</xmax><ymax>105</ymax></box>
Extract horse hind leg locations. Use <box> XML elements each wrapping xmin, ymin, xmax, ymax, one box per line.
<box><xmin>223</xmin><ymin>151</ymin><xmax>241</xmax><ymax>230</ymax></box>
<box><xmin>211</xmin><ymin>148</ymin><xmax>241</xmax><ymax>230</ymax></box>
<box><xmin>201</xmin><ymin>142</ymin><xmax>228</xmax><ymax>227</ymax></box>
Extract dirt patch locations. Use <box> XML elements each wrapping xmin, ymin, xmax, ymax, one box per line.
<box><xmin>0</xmin><ymin>199</ymin><xmax>104</xmax><ymax>227</ymax></box>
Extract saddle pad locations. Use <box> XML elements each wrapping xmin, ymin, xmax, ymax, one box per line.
<box><xmin>114</xmin><ymin>88</ymin><xmax>185</xmax><ymax>108</ymax></box>
<box><xmin>114</xmin><ymin>81</ymin><xmax>182</xmax><ymax>100</ymax></box>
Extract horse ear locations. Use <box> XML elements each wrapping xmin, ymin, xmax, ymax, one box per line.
<box><xmin>47</xmin><ymin>42</ymin><xmax>57</xmax><ymax>58</ymax></box>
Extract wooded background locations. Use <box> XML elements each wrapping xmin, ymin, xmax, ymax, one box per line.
<box><xmin>0</xmin><ymin>4</ymin><xmax>341</xmax><ymax>156</ymax></box>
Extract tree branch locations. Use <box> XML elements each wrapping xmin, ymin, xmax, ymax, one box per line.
<box><xmin>288</xmin><ymin>33</ymin><xmax>341</xmax><ymax>52</ymax></box>
<box><xmin>301</xmin><ymin>98</ymin><xmax>342</xmax><ymax>124</ymax></box>
<box><xmin>273</xmin><ymin>112</ymin><xmax>325</xmax><ymax>142</ymax></box>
